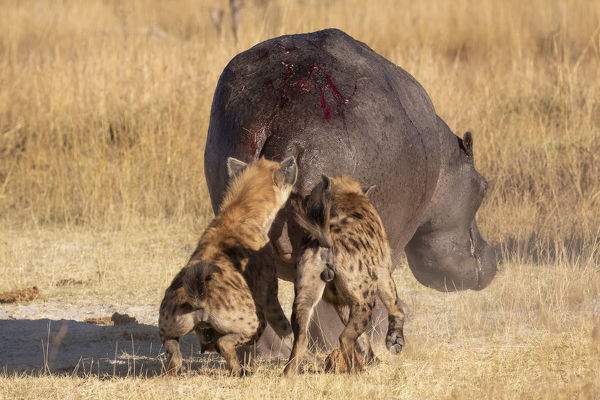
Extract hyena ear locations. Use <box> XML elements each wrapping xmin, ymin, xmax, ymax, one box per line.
<box><xmin>227</xmin><ymin>157</ymin><xmax>248</xmax><ymax>178</ymax></box>
<box><xmin>320</xmin><ymin>175</ymin><xmax>334</xmax><ymax>210</ymax></box>
<box><xmin>275</xmin><ymin>156</ymin><xmax>298</xmax><ymax>186</ymax></box>
<box><xmin>362</xmin><ymin>184</ymin><xmax>376</xmax><ymax>197</ymax></box>
<box><xmin>459</xmin><ymin>131</ymin><xmax>473</xmax><ymax>158</ymax></box>
<box><xmin>321</xmin><ymin>174</ymin><xmax>331</xmax><ymax>192</ymax></box>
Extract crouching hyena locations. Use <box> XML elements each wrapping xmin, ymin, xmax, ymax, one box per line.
<box><xmin>284</xmin><ymin>175</ymin><xmax>406</xmax><ymax>375</ymax></box>
<box><xmin>159</xmin><ymin>156</ymin><xmax>297</xmax><ymax>376</ymax></box>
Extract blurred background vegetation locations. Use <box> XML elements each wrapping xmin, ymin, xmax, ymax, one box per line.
<box><xmin>0</xmin><ymin>0</ymin><xmax>598</xmax><ymax>263</ymax></box>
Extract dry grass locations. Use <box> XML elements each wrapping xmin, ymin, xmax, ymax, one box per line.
<box><xmin>0</xmin><ymin>228</ymin><xmax>599</xmax><ymax>399</ymax></box>
<box><xmin>0</xmin><ymin>0</ymin><xmax>599</xmax><ymax>398</ymax></box>
<box><xmin>1</xmin><ymin>0</ymin><xmax>599</xmax><ymax>247</ymax></box>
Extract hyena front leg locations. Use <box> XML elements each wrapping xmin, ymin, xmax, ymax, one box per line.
<box><xmin>283</xmin><ymin>249</ymin><xmax>327</xmax><ymax>376</ymax></box>
<box><xmin>377</xmin><ymin>267</ymin><xmax>406</xmax><ymax>354</ymax></box>
<box><xmin>216</xmin><ymin>333</ymin><xmax>254</xmax><ymax>376</ymax></box>
<box><xmin>252</xmin><ymin>245</ymin><xmax>292</xmax><ymax>338</ymax></box>
<box><xmin>163</xmin><ymin>338</ymin><xmax>183</xmax><ymax>374</ymax></box>
<box><xmin>330</xmin><ymin>299</ymin><xmax>378</xmax><ymax>365</ymax></box>
<box><xmin>262</xmin><ymin>276</ymin><xmax>293</xmax><ymax>338</ymax></box>
<box><xmin>325</xmin><ymin>298</ymin><xmax>374</xmax><ymax>373</ymax></box>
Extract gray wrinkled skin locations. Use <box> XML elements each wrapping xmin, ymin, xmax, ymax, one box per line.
<box><xmin>204</xmin><ymin>29</ymin><xmax>497</xmax><ymax>356</ymax></box>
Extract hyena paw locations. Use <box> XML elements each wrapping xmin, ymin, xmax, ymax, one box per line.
<box><xmin>324</xmin><ymin>348</ymin><xmax>364</xmax><ymax>373</ymax></box>
<box><xmin>320</xmin><ymin>264</ymin><xmax>335</xmax><ymax>282</ymax></box>
<box><xmin>166</xmin><ymin>355</ymin><xmax>183</xmax><ymax>375</ymax></box>
<box><xmin>324</xmin><ymin>349</ymin><xmax>348</xmax><ymax>373</ymax></box>
<box><xmin>361</xmin><ymin>348</ymin><xmax>380</xmax><ymax>366</ymax></box>
<box><xmin>385</xmin><ymin>330</ymin><xmax>405</xmax><ymax>355</ymax></box>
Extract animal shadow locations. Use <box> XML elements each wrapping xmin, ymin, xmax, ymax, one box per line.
<box><xmin>0</xmin><ymin>319</ymin><xmax>221</xmax><ymax>378</ymax></box>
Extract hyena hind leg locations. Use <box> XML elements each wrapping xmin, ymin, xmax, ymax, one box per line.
<box><xmin>332</xmin><ymin>303</ymin><xmax>378</xmax><ymax>365</ymax></box>
<box><xmin>377</xmin><ymin>268</ymin><xmax>406</xmax><ymax>354</ymax></box>
<box><xmin>325</xmin><ymin>300</ymin><xmax>374</xmax><ymax>373</ymax></box>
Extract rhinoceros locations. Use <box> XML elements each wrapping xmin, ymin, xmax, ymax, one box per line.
<box><xmin>204</xmin><ymin>28</ymin><xmax>497</xmax><ymax>356</ymax></box>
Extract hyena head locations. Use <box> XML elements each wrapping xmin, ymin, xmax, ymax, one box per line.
<box><xmin>220</xmin><ymin>156</ymin><xmax>298</xmax><ymax>250</ymax></box>
<box><xmin>172</xmin><ymin>261</ymin><xmax>217</xmax><ymax>311</ymax></box>
<box><xmin>293</xmin><ymin>175</ymin><xmax>375</xmax><ymax>249</ymax></box>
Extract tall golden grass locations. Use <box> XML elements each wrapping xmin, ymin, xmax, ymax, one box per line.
<box><xmin>0</xmin><ymin>0</ymin><xmax>599</xmax><ymax>263</ymax></box>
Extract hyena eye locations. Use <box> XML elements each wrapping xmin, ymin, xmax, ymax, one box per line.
<box><xmin>330</xmin><ymin>206</ymin><xmax>337</xmax><ymax>218</ymax></box>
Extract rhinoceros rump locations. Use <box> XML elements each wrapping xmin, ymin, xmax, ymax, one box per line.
<box><xmin>204</xmin><ymin>29</ymin><xmax>497</xmax><ymax>356</ymax></box>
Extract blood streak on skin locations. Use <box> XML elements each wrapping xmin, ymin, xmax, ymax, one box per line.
<box><xmin>311</xmin><ymin>64</ymin><xmax>352</xmax><ymax>121</ymax></box>
<box><xmin>319</xmin><ymin>88</ymin><xmax>332</xmax><ymax>120</ymax></box>
<box><xmin>324</xmin><ymin>74</ymin><xmax>350</xmax><ymax>105</ymax></box>
<box><xmin>243</xmin><ymin>126</ymin><xmax>265</xmax><ymax>159</ymax></box>
<box><xmin>283</xmin><ymin>61</ymin><xmax>353</xmax><ymax>121</ymax></box>
<box><xmin>294</xmin><ymin>78</ymin><xmax>313</xmax><ymax>93</ymax></box>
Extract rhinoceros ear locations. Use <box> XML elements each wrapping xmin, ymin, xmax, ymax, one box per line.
<box><xmin>362</xmin><ymin>184</ymin><xmax>376</xmax><ymax>197</ymax></box>
<box><xmin>227</xmin><ymin>157</ymin><xmax>248</xmax><ymax>178</ymax></box>
<box><xmin>461</xmin><ymin>131</ymin><xmax>474</xmax><ymax>157</ymax></box>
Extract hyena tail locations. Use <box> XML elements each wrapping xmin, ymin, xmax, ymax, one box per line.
<box><xmin>377</xmin><ymin>268</ymin><xmax>406</xmax><ymax>355</ymax></box>
<box><xmin>291</xmin><ymin>175</ymin><xmax>334</xmax><ymax>249</ymax></box>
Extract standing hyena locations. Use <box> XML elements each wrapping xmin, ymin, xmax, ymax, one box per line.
<box><xmin>284</xmin><ymin>175</ymin><xmax>406</xmax><ymax>375</ymax></box>
<box><xmin>159</xmin><ymin>156</ymin><xmax>297</xmax><ymax>376</ymax></box>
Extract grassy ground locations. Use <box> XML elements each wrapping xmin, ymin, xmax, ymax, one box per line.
<box><xmin>1</xmin><ymin>227</ymin><xmax>599</xmax><ymax>399</ymax></box>
<box><xmin>1</xmin><ymin>0</ymin><xmax>599</xmax><ymax>398</ymax></box>
<box><xmin>0</xmin><ymin>228</ymin><xmax>599</xmax><ymax>399</ymax></box>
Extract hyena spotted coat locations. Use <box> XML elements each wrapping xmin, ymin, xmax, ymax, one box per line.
<box><xmin>284</xmin><ymin>175</ymin><xmax>406</xmax><ymax>374</ymax></box>
<box><xmin>159</xmin><ymin>156</ymin><xmax>297</xmax><ymax>376</ymax></box>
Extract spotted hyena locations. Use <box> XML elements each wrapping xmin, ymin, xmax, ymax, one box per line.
<box><xmin>284</xmin><ymin>175</ymin><xmax>406</xmax><ymax>375</ymax></box>
<box><xmin>159</xmin><ymin>156</ymin><xmax>297</xmax><ymax>376</ymax></box>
